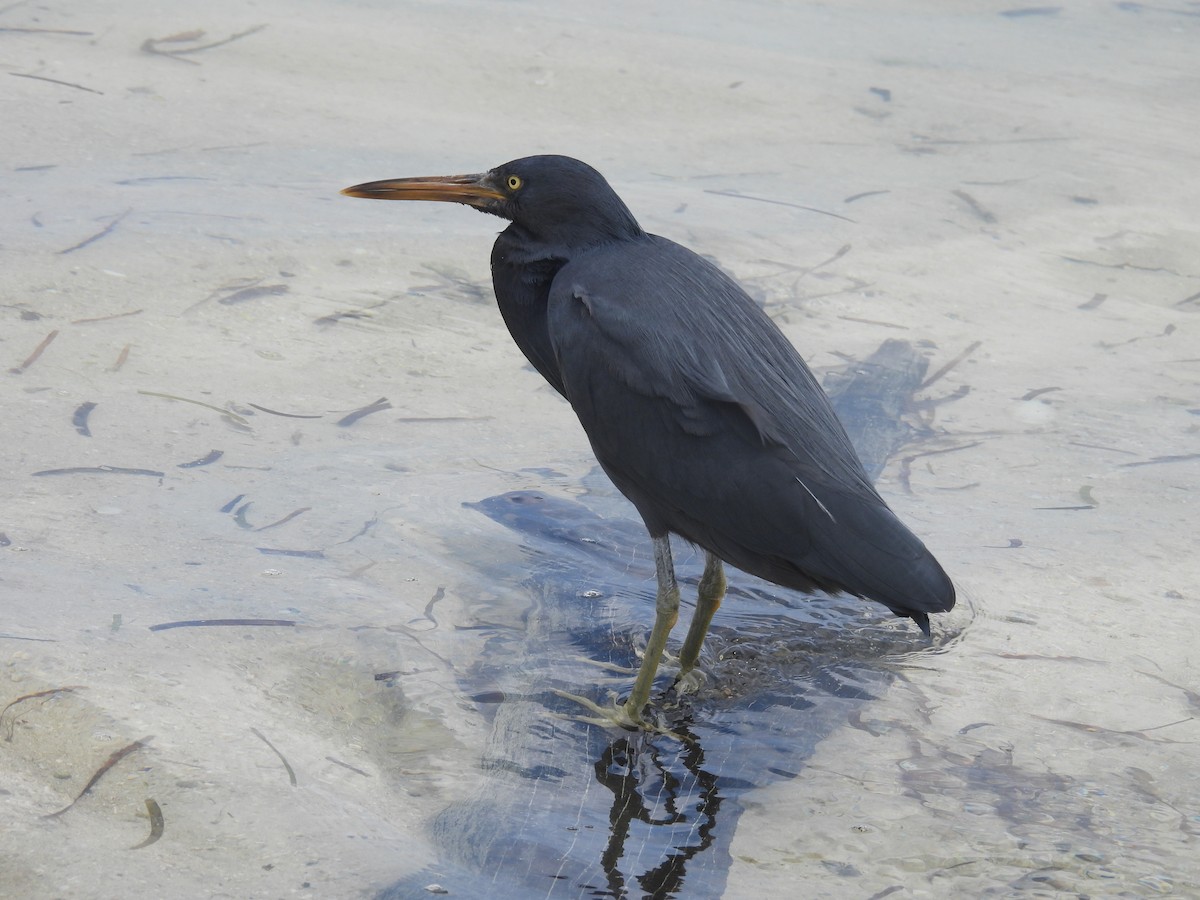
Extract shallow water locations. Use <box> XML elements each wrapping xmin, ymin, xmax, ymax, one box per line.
<box><xmin>3</xmin><ymin>1</ymin><xmax>1199</xmax><ymax>897</ymax></box>
<box><xmin>374</xmin><ymin>475</ymin><xmax>966</xmax><ymax>900</ymax></box>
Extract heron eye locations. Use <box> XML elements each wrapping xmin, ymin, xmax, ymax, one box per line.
<box><xmin>507</xmin><ymin>175</ymin><xmax>522</xmax><ymax>191</ymax></box>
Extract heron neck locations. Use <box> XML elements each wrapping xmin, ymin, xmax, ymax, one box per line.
<box><xmin>489</xmin><ymin>232</ymin><xmax>569</xmax><ymax>396</ymax></box>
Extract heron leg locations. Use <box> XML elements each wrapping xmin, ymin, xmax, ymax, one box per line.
<box><xmin>620</xmin><ymin>534</ymin><xmax>681</xmax><ymax>723</ymax></box>
<box><xmin>553</xmin><ymin>533</ymin><xmax>679</xmax><ymax>730</ymax></box>
<box><xmin>674</xmin><ymin>552</ymin><xmax>725</xmax><ymax>694</ymax></box>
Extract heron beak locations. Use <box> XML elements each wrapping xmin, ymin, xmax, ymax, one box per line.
<box><xmin>340</xmin><ymin>173</ymin><xmax>505</xmax><ymax>210</ymax></box>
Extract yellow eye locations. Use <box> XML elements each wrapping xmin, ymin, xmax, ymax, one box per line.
<box><xmin>507</xmin><ymin>175</ymin><xmax>522</xmax><ymax>191</ymax></box>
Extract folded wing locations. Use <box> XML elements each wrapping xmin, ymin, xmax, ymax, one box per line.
<box><xmin>547</xmin><ymin>236</ymin><xmax>955</xmax><ymax>629</ymax></box>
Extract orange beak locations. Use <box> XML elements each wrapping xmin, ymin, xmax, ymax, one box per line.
<box><xmin>340</xmin><ymin>173</ymin><xmax>505</xmax><ymax>210</ymax></box>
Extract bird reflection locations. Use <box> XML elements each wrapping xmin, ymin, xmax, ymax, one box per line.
<box><xmin>591</xmin><ymin>719</ymin><xmax>721</xmax><ymax>900</ymax></box>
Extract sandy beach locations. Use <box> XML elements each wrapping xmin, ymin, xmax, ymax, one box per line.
<box><xmin>3</xmin><ymin>1</ymin><xmax>1198</xmax><ymax>897</ymax></box>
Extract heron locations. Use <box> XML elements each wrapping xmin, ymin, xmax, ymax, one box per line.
<box><xmin>342</xmin><ymin>155</ymin><xmax>954</xmax><ymax>728</ymax></box>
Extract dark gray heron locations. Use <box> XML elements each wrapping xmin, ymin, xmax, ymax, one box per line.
<box><xmin>342</xmin><ymin>155</ymin><xmax>955</xmax><ymax>728</ymax></box>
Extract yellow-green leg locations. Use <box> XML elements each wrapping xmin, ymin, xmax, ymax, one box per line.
<box><xmin>555</xmin><ymin>534</ymin><xmax>680</xmax><ymax>729</ymax></box>
<box><xmin>675</xmin><ymin>552</ymin><xmax>725</xmax><ymax>692</ymax></box>
<box><xmin>622</xmin><ymin>534</ymin><xmax>681</xmax><ymax>723</ymax></box>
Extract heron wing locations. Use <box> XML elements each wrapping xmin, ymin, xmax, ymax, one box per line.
<box><xmin>546</xmin><ymin>236</ymin><xmax>953</xmax><ymax>619</ymax></box>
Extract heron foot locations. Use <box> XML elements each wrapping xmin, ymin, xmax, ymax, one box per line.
<box><xmin>552</xmin><ymin>688</ymin><xmax>644</xmax><ymax>729</ymax></box>
<box><xmin>672</xmin><ymin>667</ymin><xmax>708</xmax><ymax>696</ymax></box>
<box><xmin>569</xmin><ymin>655</ymin><xmax>638</xmax><ymax>676</ymax></box>
<box><xmin>551</xmin><ymin>689</ymin><xmax>680</xmax><ymax>737</ymax></box>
